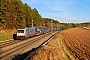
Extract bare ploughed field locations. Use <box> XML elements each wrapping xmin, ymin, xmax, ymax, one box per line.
<box><xmin>62</xmin><ymin>27</ymin><xmax>90</xmax><ymax>60</ymax></box>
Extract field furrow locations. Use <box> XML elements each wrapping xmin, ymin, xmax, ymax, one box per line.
<box><xmin>62</xmin><ymin>28</ymin><xmax>90</xmax><ymax>60</ymax></box>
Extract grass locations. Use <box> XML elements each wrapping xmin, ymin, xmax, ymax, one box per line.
<box><xmin>0</xmin><ymin>30</ymin><xmax>16</xmax><ymax>42</ymax></box>
<box><xmin>58</xmin><ymin>35</ymin><xmax>75</xmax><ymax>60</ymax></box>
<box><xmin>0</xmin><ymin>32</ymin><xmax>12</xmax><ymax>41</ymax></box>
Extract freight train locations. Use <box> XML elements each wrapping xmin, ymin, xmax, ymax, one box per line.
<box><xmin>16</xmin><ymin>26</ymin><xmax>49</xmax><ymax>40</ymax></box>
<box><xmin>15</xmin><ymin>26</ymin><xmax>62</xmax><ymax>40</ymax></box>
<box><xmin>52</xmin><ymin>27</ymin><xmax>63</xmax><ymax>31</ymax></box>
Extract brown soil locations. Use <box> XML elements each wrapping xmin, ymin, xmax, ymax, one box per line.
<box><xmin>62</xmin><ymin>27</ymin><xmax>90</xmax><ymax>60</ymax></box>
<box><xmin>29</xmin><ymin>32</ymin><xmax>67</xmax><ymax>60</ymax></box>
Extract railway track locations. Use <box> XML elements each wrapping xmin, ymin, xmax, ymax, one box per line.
<box><xmin>23</xmin><ymin>33</ymin><xmax>55</xmax><ymax>60</ymax></box>
<box><xmin>0</xmin><ymin>32</ymin><xmax>57</xmax><ymax>60</ymax></box>
<box><xmin>0</xmin><ymin>40</ymin><xmax>22</xmax><ymax>48</ymax></box>
<box><xmin>0</xmin><ymin>32</ymin><xmax>53</xmax><ymax>48</ymax></box>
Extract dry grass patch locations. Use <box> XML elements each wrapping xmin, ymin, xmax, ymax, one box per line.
<box><xmin>30</xmin><ymin>32</ymin><xmax>69</xmax><ymax>60</ymax></box>
<box><xmin>0</xmin><ymin>30</ymin><xmax>16</xmax><ymax>42</ymax></box>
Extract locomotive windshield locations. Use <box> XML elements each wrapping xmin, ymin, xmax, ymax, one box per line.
<box><xmin>17</xmin><ymin>30</ymin><xmax>24</xmax><ymax>33</ymax></box>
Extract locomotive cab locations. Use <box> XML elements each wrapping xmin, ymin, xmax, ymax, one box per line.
<box><xmin>16</xmin><ymin>28</ymin><xmax>27</xmax><ymax>40</ymax></box>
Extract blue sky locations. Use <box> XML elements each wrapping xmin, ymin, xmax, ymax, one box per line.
<box><xmin>22</xmin><ymin>0</ymin><xmax>90</xmax><ymax>23</ymax></box>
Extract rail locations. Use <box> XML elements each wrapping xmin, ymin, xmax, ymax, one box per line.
<box><xmin>0</xmin><ymin>31</ymin><xmax>57</xmax><ymax>60</ymax></box>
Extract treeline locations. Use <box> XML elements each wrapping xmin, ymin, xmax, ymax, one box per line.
<box><xmin>1</xmin><ymin>0</ymin><xmax>89</xmax><ymax>30</ymax></box>
<box><xmin>0</xmin><ymin>0</ymin><xmax>42</xmax><ymax>29</ymax></box>
<box><xmin>61</xmin><ymin>22</ymin><xmax>90</xmax><ymax>29</ymax></box>
<box><xmin>76</xmin><ymin>22</ymin><xmax>90</xmax><ymax>28</ymax></box>
<box><xmin>0</xmin><ymin>0</ymin><xmax>61</xmax><ymax>29</ymax></box>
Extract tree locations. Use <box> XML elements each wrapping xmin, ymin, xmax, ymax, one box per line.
<box><xmin>32</xmin><ymin>8</ymin><xmax>43</xmax><ymax>26</ymax></box>
<box><xmin>0</xmin><ymin>0</ymin><xmax>7</xmax><ymax>27</ymax></box>
<box><xmin>24</xmin><ymin>3</ymin><xmax>33</xmax><ymax>27</ymax></box>
<box><xmin>13</xmin><ymin>0</ymin><xmax>26</xmax><ymax>28</ymax></box>
<box><xmin>6</xmin><ymin>0</ymin><xmax>16</xmax><ymax>29</ymax></box>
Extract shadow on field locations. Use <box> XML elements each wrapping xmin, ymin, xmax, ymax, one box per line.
<box><xmin>12</xmin><ymin>48</ymin><xmax>37</xmax><ymax>60</ymax></box>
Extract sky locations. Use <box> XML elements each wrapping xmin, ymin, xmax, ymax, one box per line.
<box><xmin>22</xmin><ymin>0</ymin><xmax>90</xmax><ymax>23</ymax></box>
